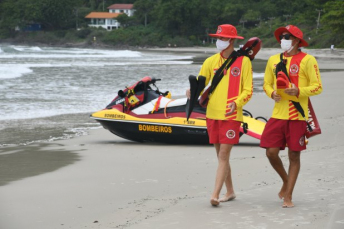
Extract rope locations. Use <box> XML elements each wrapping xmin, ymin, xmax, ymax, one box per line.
<box><xmin>164</xmin><ymin>99</ymin><xmax>175</xmax><ymax>118</ymax></box>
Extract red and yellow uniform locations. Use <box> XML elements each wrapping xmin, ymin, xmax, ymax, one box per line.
<box><xmin>263</xmin><ymin>52</ymin><xmax>322</xmax><ymax>120</ymax></box>
<box><xmin>198</xmin><ymin>53</ymin><xmax>253</xmax><ymax>122</ymax></box>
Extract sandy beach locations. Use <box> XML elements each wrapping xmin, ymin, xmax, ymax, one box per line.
<box><xmin>1</xmin><ymin>47</ymin><xmax>344</xmax><ymax>229</ymax></box>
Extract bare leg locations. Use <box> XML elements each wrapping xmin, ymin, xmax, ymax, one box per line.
<box><xmin>283</xmin><ymin>150</ymin><xmax>301</xmax><ymax>208</ymax></box>
<box><xmin>220</xmin><ymin>150</ymin><xmax>236</xmax><ymax>202</ymax></box>
<box><xmin>210</xmin><ymin>144</ymin><xmax>233</xmax><ymax>206</ymax></box>
<box><xmin>210</xmin><ymin>143</ymin><xmax>221</xmax><ymax>206</ymax></box>
<box><xmin>219</xmin><ymin>165</ymin><xmax>236</xmax><ymax>202</ymax></box>
<box><xmin>266</xmin><ymin>148</ymin><xmax>288</xmax><ymax>200</ymax></box>
<box><xmin>213</xmin><ymin>144</ymin><xmax>236</xmax><ymax>202</ymax></box>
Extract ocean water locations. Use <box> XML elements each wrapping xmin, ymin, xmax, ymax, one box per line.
<box><xmin>0</xmin><ymin>44</ymin><xmax>264</xmax><ymax>146</ymax></box>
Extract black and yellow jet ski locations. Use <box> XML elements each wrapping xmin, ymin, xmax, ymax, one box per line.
<box><xmin>90</xmin><ymin>76</ymin><xmax>267</xmax><ymax>144</ymax></box>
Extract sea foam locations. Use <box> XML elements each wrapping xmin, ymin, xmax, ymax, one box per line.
<box><xmin>0</xmin><ymin>64</ymin><xmax>33</xmax><ymax>79</ymax></box>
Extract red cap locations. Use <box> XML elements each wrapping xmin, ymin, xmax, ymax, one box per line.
<box><xmin>274</xmin><ymin>25</ymin><xmax>308</xmax><ymax>47</ymax></box>
<box><xmin>209</xmin><ymin>24</ymin><xmax>244</xmax><ymax>39</ymax></box>
<box><xmin>276</xmin><ymin>71</ymin><xmax>290</xmax><ymax>89</ymax></box>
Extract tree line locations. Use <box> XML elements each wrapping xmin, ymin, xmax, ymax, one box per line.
<box><xmin>0</xmin><ymin>0</ymin><xmax>343</xmax><ymax>48</ymax></box>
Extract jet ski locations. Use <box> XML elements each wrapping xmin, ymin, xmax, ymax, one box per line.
<box><xmin>90</xmin><ymin>76</ymin><xmax>267</xmax><ymax>144</ymax></box>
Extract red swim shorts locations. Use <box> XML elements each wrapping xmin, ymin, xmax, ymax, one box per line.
<box><xmin>260</xmin><ymin>118</ymin><xmax>307</xmax><ymax>151</ymax></box>
<box><xmin>206</xmin><ymin>118</ymin><xmax>241</xmax><ymax>144</ymax></box>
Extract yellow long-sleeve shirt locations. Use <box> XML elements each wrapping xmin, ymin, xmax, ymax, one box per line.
<box><xmin>198</xmin><ymin>53</ymin><xmax>253</xmax><ymax>121</ymax></box>
<box><xmin>263</xmin><ymin>52</ymin><xmax>323</xmax><ymax>120</ymax></box>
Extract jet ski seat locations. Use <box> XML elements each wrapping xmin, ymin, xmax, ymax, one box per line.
<box><xmin>132</xmin><ymin>97</ymin><xmax>187</xmax><ymax>115</ymax></box>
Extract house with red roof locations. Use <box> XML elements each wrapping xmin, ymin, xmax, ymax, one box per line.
<box><xmin>85</xmin><ymin>4</ymin><xmax>135</xmax><ymax>31</ymax></box>
<box><xmin>108</xmin><ymin>4</ymin><xmax>135</xmax><ymax>17</ymax></box>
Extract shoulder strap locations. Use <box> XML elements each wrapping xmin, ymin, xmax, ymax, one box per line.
<box><xmin>276</xmin><ymin>53</ymin><xmax>313</xmax><ymax>132</ymax></box>
<box><xmin>208</xmin><ymin>51</ymin><xmax>238</xmax><ymax>95</ymax></box>
<box><xmin>276</xmin><ymin>53</ymin><xmax>291</xmax><ymax>81</ymax></box>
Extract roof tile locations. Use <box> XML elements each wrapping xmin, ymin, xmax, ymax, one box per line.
<box><xmin>85</xmin><ymin>12</ymin><xmax>122</xmax><ymax>19</ymax></box>
<box><xmin>107</xmin><ymin>4</ymin><xmax>134</xmax><ymax>10</ymax></box>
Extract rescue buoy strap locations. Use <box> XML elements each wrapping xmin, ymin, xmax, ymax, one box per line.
<box><xmin>208</xmin><ymin>52</ymin><xmax>239</xmax><ymax>96</ymax></box>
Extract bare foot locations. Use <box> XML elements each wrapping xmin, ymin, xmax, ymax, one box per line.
<box><xmin>210</xmin><ymin>198</ymin><xmax>220</xmax><ymax>206</ymax></box>
<box><xmin>219</xmin><ymin>193</ymin><xmax>236</xmax><ymax>202</ymax></box>
<box><xmin>282</xmin><ymin>198</ymin><xmax>294</xmax><ymax>208</ymax></box>
<box><xmin>278</xmin><ymin>193</ymin><xmax>284</xmax><ymax>200</ymax></box>
<box><xmin>278</xmin><ymin>183</ymin><xmax>288</xmax><ymax>200</ymax></box>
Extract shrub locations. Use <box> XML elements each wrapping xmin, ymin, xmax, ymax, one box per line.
<box><xmin>76</xmin><ymin>28</ymin><xmax>92</xmax><ymax>39</ymax></box>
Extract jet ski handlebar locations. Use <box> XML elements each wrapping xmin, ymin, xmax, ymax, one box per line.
<box><xmin>149</xmin><ymin>78</ymin><xmax>161</xmax><ymax>85</ymax></box>
<box><xmin>117</xmin><ymin>77</ymin><xmax>161</xmax><ymax>98</ymax></box>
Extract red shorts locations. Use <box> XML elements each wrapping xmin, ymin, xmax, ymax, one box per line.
<box><xmin>206</xmin><ymin>119</ymin><xmax>241</xmax><ymax>144</ymax></box>
<box><xmin>260</xmin><ymin>118</ymin><xmax>307</xmax><ymax>151</ymax></box>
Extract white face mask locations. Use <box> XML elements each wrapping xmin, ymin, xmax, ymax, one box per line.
<box><xmin>216</xmin><ymin>39</ymin><xmax>230</xmax><ymax>51</ymax></box>
<box><xmin>281</xmin><ymin>39</ymin><xmax>294</xmax><ymax>53</ymax></box>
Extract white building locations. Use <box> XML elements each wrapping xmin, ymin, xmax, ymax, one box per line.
<box><xmin>108</xmin><ymin>4</ymin><xmax>135</xmax><ymax>17</ymax></box>
<box><xmin>85</xmin><ymin>4</ymin><xmax>134</xmax><ymax>31</ymax></box>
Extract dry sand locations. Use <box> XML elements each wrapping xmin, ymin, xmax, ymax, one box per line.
<box><xmin>0</xmin><ymin>48</ymin><xmax>344</xmax><ymax>229</ymax></box>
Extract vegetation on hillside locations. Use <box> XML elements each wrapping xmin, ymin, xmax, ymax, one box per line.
<box><xmin>0</xmin><ymin>0</ymin><xmax>343</xmax><ymax>48</ymax></box>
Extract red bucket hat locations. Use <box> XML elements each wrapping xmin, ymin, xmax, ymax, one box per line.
<box><xmin>274</xmin><ymin>25</ymin><xmax>309</xmax><ymax>47</ymax></box>
<box><xmin>209</xmin><ymin>24</ymin><xmax>244</xmax><ymax>39</ymax></box>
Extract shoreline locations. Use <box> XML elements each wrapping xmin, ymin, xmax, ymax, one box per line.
<box><xmin>2</xmin><ymin>41</ymin><xmax>343</xmax><ymax>69</ymax></box>
<box><xmin>1</xmin><ymin>43</ymin><xmax>343</xmax><ymax>148</ymax></box>
<box><xmin>0</xmin><ymin>44</ymin><xmax>343</xmax><ymax>148</ymax></box>
<box><xmin>1</xmin><ymin>70</ymin><xmax>344</xmax><ymax>228</ymax></box>
<box><xmin>141</xmin><ymin>46</ymin><xmax>344</xmax><ymax>69</ymax></box>
<box><xmin>2</xmin><ymin>41</ymin><xmax>344</xmax><ymax>60</ymax></box>
<box><xmin>1</xmin><ymin>43</ymin><xmax>344</xmax><ymax>228</ymax></box>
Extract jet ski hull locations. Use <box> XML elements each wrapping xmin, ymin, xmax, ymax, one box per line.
<box><xmin>91</xmin><ymin>109</ymin><xmax>209</xmax><ymax>144</ymax></box>
<box><xmin>94</xmin><ymin>118</ymin><xmax>208</xmax><ymax>144</ymax></box>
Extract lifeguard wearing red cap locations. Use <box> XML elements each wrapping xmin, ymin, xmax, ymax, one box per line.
<box><xmin>274</xmin><ymin>25</ymin><xmax>309</xmax><ymax>47</ymax></box>
<box><xmin>209</xmin><ymin>24</ymin><xmax>244</xmax><ymax>39</ymax></box>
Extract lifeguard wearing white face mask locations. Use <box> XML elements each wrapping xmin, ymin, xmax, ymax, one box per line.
<box><xmin>275</xmin><ymin>25</ymin><xmax>309</xmax><ymax>55</ymax></box>
<box><xmin>280</xmin><ymin>39</ymin><xmax>295</xmax><ymax>53</ymax></box>
<box><xmin>261</xmin><ymin>24</ymin><xmax>323</xmax><ymax>208</ymax></box>
<box><xmin>195</xmin><ymin>24</ymin><xmax>253</xmax><ymax>207</ymax></box>
<box><xmin>216</xmin><ymin>38</ymin><xmax>231</xmax><ymax>51</ymax></box>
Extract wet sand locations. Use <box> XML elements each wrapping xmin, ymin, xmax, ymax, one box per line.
<box><xmin>1</xmin><ymin>48</ymin><xmax>344</xmax><ymax>229</ymax></box>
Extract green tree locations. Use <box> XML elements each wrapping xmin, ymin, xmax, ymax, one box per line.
<box><xmin>153</xmin><ymin>0</ymin><xmax>209</xmax><ymax>37</ymax></box>
<box><xmin>0</xmin><ymin>0</ymin><xmax>83</xmax><ymax>31</ymax></box>
<box><xmin>0</xmin><ymin>0</ymin><xmax>343</xmax><ymax>47</ymax></box>
<box><xmin>133</xmin><ymin>0</ymin><xmax>156</xmax><ymax>26</ymax></box>
<box><xmin>322</xmin><ymin>0</ymin><xmax>344</xmax><ymax>33</ymax></box>
<box><xmin>117</xmin><ymin>13</ymin><xmax>135</xmax><ymax>27</ymax></box>
<box><xmin>38</xmin><ymin>0</ymin><xmax>83</xmax><ymax>30</ymax></box>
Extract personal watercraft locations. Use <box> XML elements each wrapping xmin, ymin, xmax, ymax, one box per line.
<box><xmin>90</xmin><ymin>76</ymin><xmax>267</xmax><ymax>144</ymax></box>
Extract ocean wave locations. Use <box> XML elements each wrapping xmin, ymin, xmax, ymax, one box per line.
<box><xmin>0</xmin><ymin>45</ymin><xmax>144</xmax><ymax>58</ymax></box>
<box><xmin>12</xmin><ymin>46</ymin><xmax>43</xmax><ymax>52</ymax></box>
<box><xmin>0</xmin><ymin>45</ymin><xmax>196</xmax><ymax>61</ymax></box>
<box><xmin>253</xmin><ymin>72</ymin><xmax>264</xmax><ymax>78</ymax></box>
<box><xmin>0</xmin><ymin>64</ymin><xmax>33</xmax><ymax>79</ymax></box>
<box><xmin>0</xmin><ymin>44</ymin><xmax>265</xmax><ymax>122</ymax></box>
<box><xmin>0</xmin><ymin>53</ymin><xmax>192</xmax><ymax>61</ymax></box>
<box><xmin>0</xmin><ymin>61</ymin><xmax>194</xmax><ymax>80</ymax></box>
